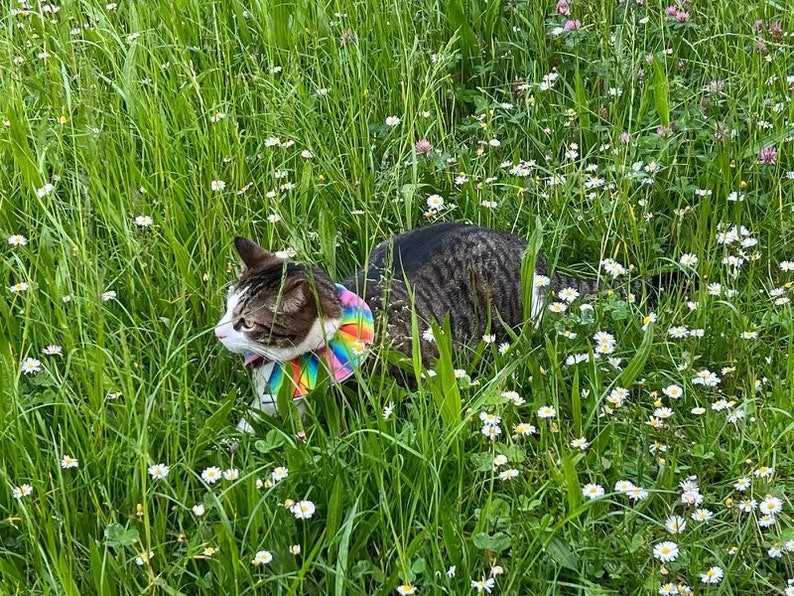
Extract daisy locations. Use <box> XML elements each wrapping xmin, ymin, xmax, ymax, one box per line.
<box><xmin>426</xmin><ymin>194</ymin><xmax>444</xmax><ymax>210</ymax></box>
<box><xmin>396</xmin><ymin>583</ymin><xmax>417</xmax><ymax>595</ymax></box>
<box><xmin>734</xmin><ymin>477</ymin><xmax>751</xmax><ymax>491</ymax></box>
<box><xmin>251</xmin><ymin>550</ymin><xmax>273</xmax><ymax>566</ymax></box>
<box><xmin>192</xmin><ymin>504</ymin><xmax>205</xmax><ymax>516</ymax></box>
<box><xmin>290</xmin><ymin>500</ymin><xmax>316</xmax><ymax>519</ymax></box>
<box><xmin>289</xmin><ymin>544</ymin><xmax>301</xmax><ymax>555</ymax></box>
<box><xmin>134</xmin><ymin>215</ymin><xmax>153</xmax><ymax>227</ymax></box>
<box><xmin>760</xmin><ymin>495</ymin><xmax>783</xmax><ymax>516</ymax></box>
<box><xmin>9</xmin><ymin>282</ymin><xmax>29</xmax><ymax>293</ymax></box>
<box><xmin>699</xmin><ymin>566</ymin><xmax>723</xmax><ymax>584</ymax></box>
<box><xmin>754</xmin><ymin>465</ymin><xmax>774</xmax><ymax>478</ymax></box>
<box><xmin>581</xmin><ymin>483</ymin><xmax>605</xmax><ymax>499</ymax></box>
<box><xmin>20</xmin><ymin>358</ymin><xmax>42</xmax><ymax>374</ymax></box>
<box><xmin>557</xmin><ymin>287</ymin><xmax>580</xmax><ymax>302</ymax></box>
<box><xmin>8</xmin><ymin>234</ymin><xmax>27</xmax><ymax>246</ymax></box>
<box><xmin>147</xmin><ymin>463</ymin><xmax>169</xmax><ymax>480</ymax></box>
<box><xmin>101</xmin><ymin>290</ymin><xmax>117</xmax><ymax>301</ymax></box>
<box><xmin>223</xmin><ymin>468</ymin><xmax>239</xmax><ymax>481</ymax></box>
<box><xmin>135</xmin><ymin>551</ymin><xmax>154</xmax><ymax>565</ymax></box>
<box><xmin>662</xmin><ymin>384</ymin><xmax>682</xmax><ymax>399</ymax></box>
<box><xmin>481</xmin><ymin>425</ymin><xmax>502</xmax><ymax>440</ymax></box>
<box><xmin>600</xmin><ymin>258</ymin><xmax>627</xmax><ymax>278</ymax></box>
<box><xmin>653</xmin><ymin>541</ymin><xmax>679</xmax><ymax>562</ymax></box>
<box><xmin>570</xmin><ymin>437</ymin><xmax>589</xmax><ymax>450</ymax></box>
<box><xmin>498</xmin><ymin>469</ymin><xmax>519</xmax><ymax>481</ymax></box>
<box><xmin>479</xmin><ymin>411</ymin><xmax>501</xmax><ymax>427</ymax></box>
<box><xmin>626</xmin><ymin>488</ymin><xmax>649</xmax><ymax>502</ymax></box>
<box><xmin>42</xmin><ymin>345</ymin><xmax>62</xmax><ymax>356</ymax></box>
<box><xmin>385</xmin><ymin>116</ymin><xmax>401</xmax><ymax>127</ymax></box>
<box><xmin>513</xmin><ymin>422</ymin><xmax>536</xmax><ymax>436</ymax></box>
<box><xmin>201</xmin><ymin>466</ymin><xmax>222</xmax><ymax>484</ymax></box>
<box><xmin>210</xmin><ymin>179</ymin><xmax>226</xmax><ymax>191</ymax></box>
<box><xmin>679</xmin><ymin>253</ymin><xmax>698</xmax><ymax>266</ymax></box>
<box><xmin>691</xmin><ymin>508</ymin><xmax>713</xmax><ymax>522</ymax></box>
<box><xmin>537</xmin><ymin>405</ymin><xmax>556</xmax><ymax>419</ymax></box>
<box><xmin>61</xmin><ymin>454</ymin><xmax>78</xmax><ymax>469</ymax></box>
<box><xmin>547</xmin><ymin>302</ymin><xmax>568</xmax><ymax>313</ymax></box>
<box><xmin>664</xmin><ymin>515</ymin><xmax>686</xmax><ymax>534</ymax></box>
<box><xmin>614</xmin><ymin>480</ymin><xmax>635</xmax><ymax>493</ymax></box>
<box><xmin>471</xmin><ymin>577</ymin><xmax>495</xmax><ymax>593</ymax></box>
<box><xmin>12</xmin><ymin>484</ymin><xmax>33</xmax><ymax>499</ymax></box>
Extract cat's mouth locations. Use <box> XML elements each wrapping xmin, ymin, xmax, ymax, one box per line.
<box><xmin>244</xmin><ymin>352</ymin><xmax>266</xmax><ymax>367</ymax></box>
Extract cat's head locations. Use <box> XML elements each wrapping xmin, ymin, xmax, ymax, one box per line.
<box><xmin>215</xmin><ymin>237</ymin><xmax>343</xmax><ymax>362</ymax></box>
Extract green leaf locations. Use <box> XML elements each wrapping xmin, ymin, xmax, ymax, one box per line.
<box><xmin>472</xmin><ymin>532</ymin><xmax>511</xmax><ymax>553</ymax></box>
<box><xmin>616</xmin><ymin>326</ymin><xmax>654</xmax><ymax>387</ymax></box>
<box><xmin>104</xmin><ymin>523</ymin><xmax>139</xmax><ymax>548</ymax></box>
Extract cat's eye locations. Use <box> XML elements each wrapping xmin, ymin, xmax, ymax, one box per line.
<box><xmin>237</xmin><ymin>318</ymin><xmax>257</xmax><ymax>332</ymax></box>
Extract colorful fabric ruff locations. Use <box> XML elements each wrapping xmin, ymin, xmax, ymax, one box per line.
<box><xmin>243</xmin><ymin>284</ymin><xmax>374</xmax><ymax>399</ymax></box>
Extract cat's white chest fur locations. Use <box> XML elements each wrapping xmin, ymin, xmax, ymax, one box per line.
<box><xmin>237</xmin><ymin>361</ymin><xmax>306</xmax><ymax>433</ymax></box>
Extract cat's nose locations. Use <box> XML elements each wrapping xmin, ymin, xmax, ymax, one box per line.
<box><xmin>215</xmin><ymin>326</ymin><xmax>228</xmax><ymax>339</ymax></box>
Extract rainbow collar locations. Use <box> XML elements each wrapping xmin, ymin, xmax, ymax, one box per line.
<box><xmin>242</xmin><ymin>284</ymin><xmax>374</xmax><ymax>399</ymax></box>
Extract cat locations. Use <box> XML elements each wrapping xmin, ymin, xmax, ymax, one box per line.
<box><xmin>215</xmin><ymin>222</ymin><xmax>600</xmax><ymax>431</ymax></box>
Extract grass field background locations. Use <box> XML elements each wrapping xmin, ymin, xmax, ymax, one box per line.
<box><xmin>2</xmin><ymin>0</ymin><xmax>794</xmax><ymax>593</ymax></box>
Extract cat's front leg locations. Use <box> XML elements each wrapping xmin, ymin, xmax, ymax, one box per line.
<box><xmin>236</xmin><ymin>392</ymin><xmax>280</xmax><ymax>434</ymax></box>
<box><xmin>236</xmin><ymin>361</ymin><xmax>280</xmax><ymax>434</ymax></box>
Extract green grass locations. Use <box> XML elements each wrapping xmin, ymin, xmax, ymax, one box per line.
<box><xmin>2</xmin><ymin>0</ymin><xmax>794</xmax><ymax>593</ymax></box>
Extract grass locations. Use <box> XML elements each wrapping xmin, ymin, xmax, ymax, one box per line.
<box><xmin>2</xmin><ymin>0</ymin><xmax>794</xmax><ymax>593</ymax></box>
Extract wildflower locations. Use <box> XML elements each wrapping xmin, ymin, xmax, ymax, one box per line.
<box><xmin>12</xmin><ymin>484</ymin><xmax>33</xmax><ymax>499</ymax></box>
<box><xmin>148</xmin><ymin>463</ymin><xmax>169</xmax><ymax>480</ymax></box>
<box><xmin>537</xmin><ymin>406</ymin><xmax>556</xmax><ymax>419</ymax></box>
<box><xmin>290</xmin><ymin>500</ymin><xmax>316</xmax><ymax>519</ymax></box>
<box><xmin>760</xmin><ymin>495</ymin><xmax>783</xmax><ymax>516</ymax></box>
<box><xmin>498</xmin><ymin>469</ymin><xmax>519</xmax><ymax>481</ymax></box>
<box><xmin>134</xmin><ymin>215</ymin><xmax>153</xmax><ymax>227</ymax></box>
<box><xmin>548</xmin><ymin>302</ymin><xmax>568</xmax><ymax>313</ymax></box>
<box><xmin>61</xmin><ymin>454</ymin><xmax>78</xmax><ymax>469</ymax></box>
<box><xmin>251</xmin><ymin>550</ymin><xmax>273</xmax><ymax>566</ymax></box>
<box><xmin>101</xmin><ymin>290</ymin><xmax>117</xmax><ymax>301</ymax></box>
<box><xmin>192</xmin><ymin>504</ymin><xmax>205</xmax><ymax>516</ymax></box>
<box><xmin>36</xmin><ymin>183</ymin><xmax>55</xmax><ymax>197</ymax></box>
<box><xmin>692</xmin><ymin>369</ymin><xmax>720</xmax><ymax>387</ymax></box>
<box><xmin>210</xmin><ymin>112</ymin><xmax>226</xmax><ymax>123</ymax></box>
<box><xmin>383</xmin><ymin>402</ymin><xmax>395</xmax><ymax>419</ymax></box>
<box><xmin>482</xmin><ymin>334</ymin><xmax>496</xmax><ymax>344</ymax></box>
<box><xmin>396</xmin><ymin>583</ymin><xmax>417</xmax><ymax>595</ymax></box>
<box><xmin>385</xmin><ymin>116</ymin><xmax>401</xmax><ymax>127</ymax></box>
<box><xmin>513</xmin><ymin>422</ymin><xmax>536</xmax><ymax>436</ymax></box>
<box><xmin>9</xmin><ymin>282</ymin><xmax>29</xmax><ymax>293</ymax></box>
<box><xmin>210</xmin><ymin>179</ymin><xmax>226</xmax><ymax>191</ymax></box>
<box><xmin>481</xmin><ymin>425</ymin><xmax>502</xmax><ymax>440</ymax></box>
<box><xmin>737</xmin><ymin>498</ymin><xmax>757</xmax><ymax>512</ymax></box>
<box><xmin>289</xmin><ymin>544</ymin><xmax>301</xmax><ymax>555</ymax></box>
<box><xmin>267</xmin><ymin>213</ymin><xmax>281</xmax><ymax>224</ymax></box>
<box><xmin>42</xmin><ymin>345</ymin><xmax>62</xmax><ymax>356</ymax></box>
<box><xmin>415</xmin><ymin>139</ymin><xmax>432</xmax><ymax>155</ymax></box>
<box><xmin>662</xmin><ymin>384</ymin><xmax>683</xmax><ymax>399</ymax></box>
<box><xmin>135</xmin><ymin>551</ymin><xmax>154</xmax><ymax>565</ymax></box>
<box><xmin>480</xmin><ymin>411</ymin><xmax>501</xmax><ymax>427</ymax></box>
<box><xmin>422</xmin><ymin>328</ymin><xmax>434</xmax><ymax>342</ymax></box>
<box><xmin>679</xmin><ymin>253</ymin><xmax>698</xmax><ymax>266</ymax></box>
<box><xmin>653</xmin><ymin>541</ymin><xmax>679</xmax><ymax>562</ymax></box>
<box><xmin>699</xmin><ymin>566</ymin><xmax>724</xmax><ymax>584</ymax></box>
<box><xmin>471</xmin><ymin>577</ymin><xmax>495</xmax><ymax>593</ymax></box>
<box><xmin>8</xmin><ymin>234</ymin><xmax>27</xmax><ymax>246</ymax></box>
<box><xmin>201</xmin><ymin>466</ymin><xmax>222</xmax><ymax>484</ymax></box>
<box><xmin>626</xmin><ymin>487</ymin><xmax>649</xmax><ymax>501</ymax></box>
<box><xmin>600</xmin><ymin>258</ymin><xmax>627</xmax><ymax>278</ymax></box>
<box><xmin>582</xmin><ymin>483</ymin><xmax>605</xmax><ymax>499</ymax></box>
<box><xmin>497</xmin><ymin>342</ymin><xmax>510</xmax><ymax>355</ymax></box>
<box><xmin>665</xmin><ymin>515</ymin><xmax>687</xmax><ymax>534</ymax></box>
<box><xmin>759</xmin><ymin>514</ymin><xmax>777</xmax><ymax>528</ymax></box>
<box><xmin>691</xmin><ymin>508</ymin><xmax>713</xmax><ymax>522</ymax></box>
<box><xmin>754</xmin><ymin>466</ymin><xmax>774</xmax><ymax>478</ymax></box>
<box><xmin>759</xmin><ymin>146</ymin><xmax>778</xmax><ymax>166</ymax></box>
<box><xmin>642</xmin><ymin>312</ymin><xmax>657</xmax><ymax>330</ymax></box>
<box><xmin>570</xmin><ymin>437</ymin><xmax>589</xmax><ymax>450</ymax></box>
<box><xmin>426</xmin><ymin>194</ymin><xmax>444</xmax><ymax>210</ymax></box>
<box><xmin>557</xmin><ymin>287</ymin><xmax>580</xmax><ymax>302</ymax></box>
<box><xmin>301</xmin><ymin>150</ymin><xmax>314</xmax><ymax>159</ymax></box>
<box><xmin>20</xmin><ymin>358</ymin><xmax>42</xmax><ymax>374</ymax></box>
<box><xmin>493</xmin><ymin>454</ymin><xmax>508</xmax><ymax>467</ymax></box>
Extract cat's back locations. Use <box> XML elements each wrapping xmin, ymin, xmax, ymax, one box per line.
<box><xmin>345</xmin><ymin>223</ymin><xmax>532</xmax><ymax>359</ymax></box>
<box><xmin>368</xmin><ymin>222</ymin><xmax>527</xmax><ymax>276</ymax></box>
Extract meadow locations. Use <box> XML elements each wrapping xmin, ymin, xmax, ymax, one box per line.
<box><xmin>2</xmin><ymin>0</ymin><xmax>794</xmax><ymax>593</ymax></box>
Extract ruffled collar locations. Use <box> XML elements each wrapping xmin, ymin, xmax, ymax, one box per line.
<box><xmin>242</xmin><ymin>284</ymin><xmax>373</xmax><ymax>399</ymax></box>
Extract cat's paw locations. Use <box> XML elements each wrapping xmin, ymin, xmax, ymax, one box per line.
<box><xmin>236</xmin><ymin>417</ymin><xmax>256</xmax><ymax>435</ymax></box>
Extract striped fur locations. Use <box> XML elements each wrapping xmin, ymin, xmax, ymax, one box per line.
<box><xmin>219</xmin><ymin>223</ymin><xmax>600</xmax><ymax>371</ymax></box>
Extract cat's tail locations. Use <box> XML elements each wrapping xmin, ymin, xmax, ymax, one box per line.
<box><xmin>548</xmin><ymin>270</ymin><xmax>685</xmax><ymax>301</ymax></box>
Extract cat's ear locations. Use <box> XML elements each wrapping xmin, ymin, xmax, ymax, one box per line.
<box><xmin>234</xmin><ymin>237</ymin><xmax>281</xmax><ymax>270</ymax></box>
<box><xmin>275</xmin><ymin>277</ymin><xmax>307</xmax><ymax>314</ymax></box>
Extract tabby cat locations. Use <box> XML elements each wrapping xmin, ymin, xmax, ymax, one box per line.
<box><xmin>215</xmin><ymin>222</ymin><xmax>599</xmax><ymax>429</ymax></box>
